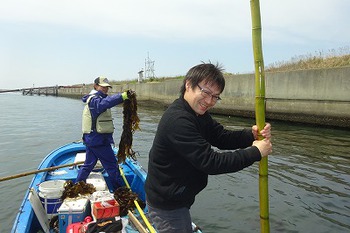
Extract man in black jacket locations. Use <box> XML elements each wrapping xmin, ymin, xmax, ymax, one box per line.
<box><xmin>145</xmin><ymin>62</ymin><xmax>272</xmax><ymax>233</ymax></box>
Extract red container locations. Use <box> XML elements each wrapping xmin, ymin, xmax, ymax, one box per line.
<box><xmin>66</xmin><ymin>222</ymin><xmax>83</xmax><ymax>233</ymax></box>
<box><xmin>92</xmin><ymin>199</ymin><xmax>120</xmax><ymax>219</ymax></box>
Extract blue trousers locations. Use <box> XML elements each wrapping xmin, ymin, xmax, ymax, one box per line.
<box><xmin>147</xmin><ymin>201</ymin><xmax>192</xmax><ymax>233</ymax></box>
<box><xmin>76</xmin><ymin>144</ymin><xmax>119</xmax><ymax>191</ymax></box>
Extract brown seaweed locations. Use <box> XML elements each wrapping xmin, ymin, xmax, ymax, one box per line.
<box><xmin>117</xmin><ymin>90</ymin><xmax>140</xmax><ymax>163</ymax></box>
<box><xmin>61</xmin><ymin>180</ymin><xmax>96</xmax><ymax>200</ymax></box>
<box><xmin>114</xmin><ymin>186</ymin><xmax>145</xmax><ymax>217</ymax></box>
<box><xmin>49</xmin><ymin>215</ymin><xmax>59</xmax><ymax>233</ymax></box>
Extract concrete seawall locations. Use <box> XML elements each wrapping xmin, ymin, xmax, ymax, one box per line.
<box><xmin>59</xmin><ymin>66</ymin><xmax>350</xmax><ymax>128</ymax></box>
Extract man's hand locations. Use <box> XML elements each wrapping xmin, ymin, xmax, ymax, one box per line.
<box><xmin>253</xmin><ymin>139</ymin><xmax>272</xmax><ymax>158</ymax></box>
<box><xmin>252</xmin><ymin>123</ymin><xmax>271</xmax><ymax>140</ymax></box>
<box><xmin>122</xmin><ymin>91</ymin><xmax>128</xmax><ymax>100</ymax></box>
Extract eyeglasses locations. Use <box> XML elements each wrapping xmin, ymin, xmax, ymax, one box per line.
<box><xmin>197</xmin><ymin>84</ymin><xmax>221</xmax><ymax>102</ymax></box>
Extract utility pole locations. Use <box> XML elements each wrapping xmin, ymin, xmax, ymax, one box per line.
<box><xmin>144</xmin><ymin>52</ymin><xmax>156</xmax><ymax>80</ymax></box>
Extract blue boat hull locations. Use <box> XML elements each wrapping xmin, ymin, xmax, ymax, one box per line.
<box><xmin>11</xmin><ymin>142</ymin><xmax>203</xmax><ymax>233</ymax></box>
<box><xmin>11</xmin><ymin>142</ymin><xmax>148</xmax><ymax>233</ymax></box>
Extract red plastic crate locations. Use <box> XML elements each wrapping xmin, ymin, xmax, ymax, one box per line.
<box><xmin>92</xmin><ymin>199</ymin><xmax>120</xmax><ymax>219</ymax></box>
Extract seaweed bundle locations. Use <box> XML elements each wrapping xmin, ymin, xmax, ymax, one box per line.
<box><xmin>117</xmin><ymin>90</ymin><xmax>140</xmax><ymax>163</ymax></box>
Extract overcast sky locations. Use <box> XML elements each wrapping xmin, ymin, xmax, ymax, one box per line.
<box><xmin>0</xmin><ymin>0</ymin><xmax>349</xmax><ymax>89</ymax></box>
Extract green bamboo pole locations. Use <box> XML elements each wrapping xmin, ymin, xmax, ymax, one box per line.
<box><xmin>249</xmin><ymin>1</ymin><xmax>270</xmax><ymax>232</ymax></box>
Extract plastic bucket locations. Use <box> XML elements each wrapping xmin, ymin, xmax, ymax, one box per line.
<box><xmin>38</xmin><ymin>180</ymin><xmax>66</xmax><ymax>214</ymax></box>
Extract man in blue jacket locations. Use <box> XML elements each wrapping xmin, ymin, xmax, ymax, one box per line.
<box><xmin>145</xmin><ymin>63</ymin><xmax>272</xmax><ymax>232</ymax></box>
<box><xmin>76</xmin><ymin>76</ymin><xmax>128</xmax><ymax>191</ymax></box>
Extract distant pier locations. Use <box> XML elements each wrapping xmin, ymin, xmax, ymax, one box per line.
<box><xmin>0</xmin><ymin>86</ymin><xmax>61</xmax><ymax>96</ymax></box>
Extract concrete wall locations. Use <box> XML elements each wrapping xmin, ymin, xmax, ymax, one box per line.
<box><xmin>264</xmin><ymin>67</ymin><xmax>350</xmax><ymax>127</ymax></box>
<box><xmin>58</xmin><ymin>66</ymin><xmax>350</xmax><ymax>128</ymax></box>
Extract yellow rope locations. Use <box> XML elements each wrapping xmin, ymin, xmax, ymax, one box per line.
<box><xmin>119</xmin><ymin>167</ymin><xmax>156</xmax><ymax>233</ymax></box>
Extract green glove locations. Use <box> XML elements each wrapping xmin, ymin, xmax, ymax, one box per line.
<box><xmin>122</xmin><ymin>91</ymin><xmax>128</xmax><ymax>100</ymax></box>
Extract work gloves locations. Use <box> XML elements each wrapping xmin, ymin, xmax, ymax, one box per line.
<box><xmin>121</xmin><ymin>90</ymin><xmax>136</xmax><ymax>101</ymax></box>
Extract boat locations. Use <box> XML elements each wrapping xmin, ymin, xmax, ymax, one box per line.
<box><xmin>11</xmin><ymin>141</ymin><xmax>203</xmax><ymax>233</ymax></box>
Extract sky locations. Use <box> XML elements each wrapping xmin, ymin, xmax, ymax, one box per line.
<box><xmin>0</xmin><ymin>0</ymin><xmax>349</xmax><ymax>89</ymax></box>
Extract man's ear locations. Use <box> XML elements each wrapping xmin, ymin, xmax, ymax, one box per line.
<box><xmin>185</xmin><ymin>80</ymin><xmax>190</xmax><ymax>90</ymax></box>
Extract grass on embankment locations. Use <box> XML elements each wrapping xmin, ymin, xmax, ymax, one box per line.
<box><xmin>110</xmin><ymin>47</ymin><xmax>350</xmax><ymax>85</ymax></box>
<box><xmin>265</xmin><ymin>46</ymin><xmax>350</xmax><ymax>72</ymax></box>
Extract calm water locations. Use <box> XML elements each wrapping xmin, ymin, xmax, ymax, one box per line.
<box><xmin>0</xmin><ymin>93</ymin><xmax>349</xmax><ymax>233</ymax></box>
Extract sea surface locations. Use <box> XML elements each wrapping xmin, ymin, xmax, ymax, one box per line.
<box><xmin>0</xmin><ymin>93</ymin><xmax>349</xmax><ymax>233</ymax></box>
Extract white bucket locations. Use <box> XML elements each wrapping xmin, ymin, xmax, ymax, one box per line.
<box><xmin>38</xmin><ymin>180</ymin><xmax>66</xmax><ymax>214</ymax></box>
